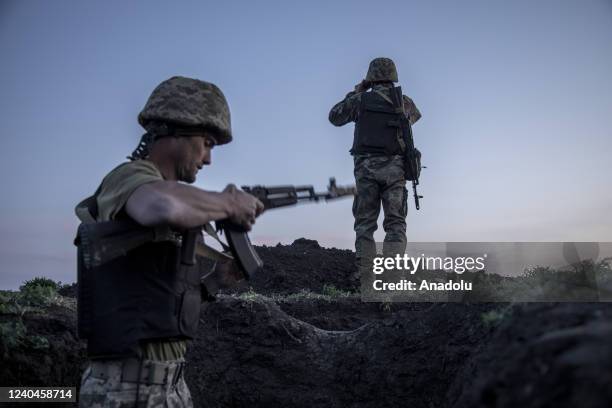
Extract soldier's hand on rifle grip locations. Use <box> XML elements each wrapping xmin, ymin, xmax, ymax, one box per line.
<box><xmin>222</xmin><ymin>184</ymin><xmax>264</xmax><ymax>231</ymax></box>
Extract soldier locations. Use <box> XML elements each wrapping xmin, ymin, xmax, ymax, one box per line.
<box><xmin>76</xmin><ymin>76</ymin><xmax>264</xmax><ymax>407</ymax></box>
<box><xmin>329</xmin><ymin>58</ymin><xmax>421</xmax><ymax>279</ymax></box>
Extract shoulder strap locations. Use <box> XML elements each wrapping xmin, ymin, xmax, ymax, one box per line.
<box><xmin>203</xmin><ymin>223</ymin><xmax>230</xmax><ymax>252</ymax></box>
<box><xmin>373</xmin><ymin>89</ymin><xmax>394</xmax><ymax>106</ymax></box>
<box><xmin>387</xmin><ymin>86</ymin><xmax>407</xmax><ymax>153</ymax></box>
<box><xmin>75</xmin><ymin>184</ymin><xmax>103</xmax><ymax>223</ymax></box>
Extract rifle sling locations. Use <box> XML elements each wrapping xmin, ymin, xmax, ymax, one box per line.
<box><xmin>75</xmin><ymin>200</ymin><xmax>97</xmax><ymax>224</ymax></box>
<box><xmin>203</xmin><ymin>222</ymin><xmax>230</xmax><ymax>252</ymax></box>
<box><xmin>380</xmin><ymin>88</ymin><xmax>408</xmax><ymax>153</ymax></box>
<box><xmin>373</xmin><ymin>90</ymin><xmax>394</xmax><ymax>106</ymax></box>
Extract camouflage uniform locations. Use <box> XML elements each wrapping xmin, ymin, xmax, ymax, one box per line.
<box><xmin>329</xmin><ymin>58</ymin><xmax>421</xmax><ymax>270</ymax></box>
<box><xmin>77</xmin><ymin>76</ymin><xmax>233</xmax><ymax>407</ymax></box>
<box><xmin>80</xmin><ymin>359</ymin><xmax>191</xmax><ymax>407</ymax></box>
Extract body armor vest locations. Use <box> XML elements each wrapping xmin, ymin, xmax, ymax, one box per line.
<box><xmin>351</xmin><ymin>89</ymin><xmax>404</xmax><ymax>156</ymax></box>
<box><xmin>75</xmin><ymin>197</ymin><xmax>202</xmax><ymax>359</ymax></box>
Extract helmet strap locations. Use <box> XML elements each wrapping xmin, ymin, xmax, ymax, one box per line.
<box><xmin>127</xmin><ymin>132</ymin><xmax>155</xmax><ymax>161</ymax></box>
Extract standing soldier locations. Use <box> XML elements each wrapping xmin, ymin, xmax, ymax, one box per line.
<box><xmin>76</xmin><ymin>76</ymin><xmax>263</xmax><ymax>407</ymax></box>
<box><xmin>329</xmin><ymin>58</ymin><xmax>421</xmax><ymax>279</ymax></box>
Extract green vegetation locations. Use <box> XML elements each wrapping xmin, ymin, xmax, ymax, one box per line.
<box><xmin>321</xmin><ymin>284</ymin><xmax>354</xmax><ymax>298</ymax></box>
<box><xmin>512</xmin><ymin>258</ymin><xmax>612</xmax><ymax>301</ymax></box>
<box><xmin>236</xmin><ymin>285</ymin><xmax>358</xmax><ymax>304</ymax></box>
<box><xmin>0</xmin><ymin>277</ymin><xmax>68</xmax><ymax>358</ymax></box>
<box><xmin>19</xmin><ymin>277</ymin><xmax>61</xmax><ymax>307</ymax></box>
<box><xmin>0</xmin><ymin>276</ymin><xmax>73</xmax><ymax>315</ymax></box>
<box><xmin>237</xmin><ymin>287</ymin><xmax>267</xmax><ymax>302</ymax></box>
<box><xmin>20</xmin><ymin>276</ymin><xmax>60</xmax><ymax>291</ymax></box>
<box><xmin>481</xmin><ymin>306</ymin><xmax>513</xmax><ymax>327</ymax></box>
<box><xmin>0</xmin><ymin>319</ymin><xmax>50</xmax><ymax>358</ymax></box>
<box><xmin>0</xmin><ymin>320</ymin><xmax>27</xmax><ymax>350</ymax></box>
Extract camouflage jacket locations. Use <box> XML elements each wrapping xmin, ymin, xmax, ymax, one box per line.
<box><xmin>328</xmin><ymin>83</ymin><xmax>421</xmax><ymax>127</ymax></box>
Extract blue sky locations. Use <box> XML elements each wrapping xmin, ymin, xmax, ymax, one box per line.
<box><xmin>1</xmin><ymin>0</ymin><xmax>611</xmax><ymax>288</ymax></box>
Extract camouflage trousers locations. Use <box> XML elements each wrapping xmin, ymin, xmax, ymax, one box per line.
<box><xmin>353</xmin><ymin>155</ymin><xmax>408</xmax><ymax>270</ymax></box>
<box><xmin>79</xmin><ymin>358</ymin><xmax>193</xmax><ymax>407</ymax></box>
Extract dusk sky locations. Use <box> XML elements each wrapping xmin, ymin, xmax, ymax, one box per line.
<box><xmin>1</xmin><ymin>0</ymin><xmax>611</xmax><ymax>288</ymax></box>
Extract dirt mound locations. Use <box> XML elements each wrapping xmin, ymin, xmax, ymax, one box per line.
<box><xmin>450</xmin><ymin>302</ymin><xmax>612</xmax><ymax>408</ymax></box>
<box><xmin>241</xmin><ymin>238</ymin><xmax>358</xmax><ymax>295</ymax></box>
<box><xmin>0</xmin><ymin>304</ymin><xmax>85</xmax><ymax>408</ymax></box>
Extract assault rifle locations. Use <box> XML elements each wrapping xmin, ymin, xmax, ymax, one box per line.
<box><xmin>181</xmin><ymin>177</ymin><xmax>356</xmax><ymax>278</ymax></box>
<box><xmin>77</xmin><ymin>178</ymin><xmax>356</xmax><ymax>280</ymax></box>
<box><xmin>389</xmin><ymin>86</ymin><xmax>423</xmax><ymax>210</ymax></box>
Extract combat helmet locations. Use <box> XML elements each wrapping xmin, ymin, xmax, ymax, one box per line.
<box><xmin>365</xmin><ymin>57</ymin><xmax>398</xmax><ymax>83</ymax></box>
<box><xmin>138</xmin><ymin>76</ymin><xmax>232</xmax><ymax>145</ymax></box>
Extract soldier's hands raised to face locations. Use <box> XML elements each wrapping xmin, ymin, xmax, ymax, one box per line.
<box><xmin>222</xmin><ymin>184</ymin><xmax>264</xmax><ymax>231</ymax></box>
<box><xmin>354</xmin><ymin>79</ymin><xmax>371</xmax><ymax>93</ymax></box>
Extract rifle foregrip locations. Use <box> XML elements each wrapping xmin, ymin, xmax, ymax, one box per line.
<box><xmin>223</xmin><ymin>225</ymin><xmax>263</xmax><ymax>279</ymax></box>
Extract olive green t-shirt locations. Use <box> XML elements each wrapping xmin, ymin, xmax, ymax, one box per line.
<box><xmin>96</xmin><ymin>159</ymin><xmax>188</xmax><ymax>362</ymax></box>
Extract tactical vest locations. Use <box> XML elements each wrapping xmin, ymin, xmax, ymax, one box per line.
<box><xmin>351</xmin><ymin>89</ymin><xmax>404</xmax><ymax>156</ymax></box>
<box><xmin>75</xmin><ymin>195</ymin><xmax>202</xmax><ymax>359</ymax></box>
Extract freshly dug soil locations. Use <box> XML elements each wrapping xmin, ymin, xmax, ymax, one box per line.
<box><xmin>187</xmin><ymin>297</ymin><xmax>496</xmax><ymax>408</ymax></box>
<box><xmin>238</xmin><ymin>238</ymin><xmax>359</xmax><ymax>295</ymax></box>
<box><xmin>449</xmin><ymin>302</ymin><xmax>612</xmax><ymax>408</ymax></box>
<box><xmin>2</xmin><ymin>239</ymin><xmax>612</xmax><ymax>408</ymax></box>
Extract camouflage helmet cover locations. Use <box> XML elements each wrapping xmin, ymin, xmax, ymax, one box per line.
<box><xmin>365</xmin><ymin>57</ymin><xmax>398</xmax><ymax>83</ymax></box>
<box><xmin>138</xmin><ymin>76</ymin><xmax>232</xmax><ymax>145</ymax></box>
